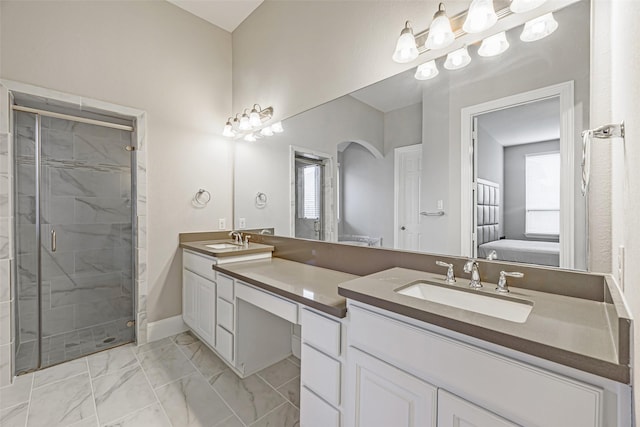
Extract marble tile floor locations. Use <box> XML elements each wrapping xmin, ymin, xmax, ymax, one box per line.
<box><xmin>1</xmin><ymin>332</ymin><xmax>300</xmax><ymax>427</ymax></box>
<box><xmin>15</xmin><ymin>319</ymin><xmax>134</xmax><ymax>374</ymax></box>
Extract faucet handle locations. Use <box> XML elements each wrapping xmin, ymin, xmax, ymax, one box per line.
<box><xmin>496</xmin><ymin>271</ymin><xmax>524</xmax><ymax>293</ymax></box>
<box><xmin>435</xmin><ymin>261</ymin><xmax>456</xmax><ymax>284</ymax></box>
<box><xmin>486</xmin><ymin>250</ymin><xmax>497</xmax><ymax>260</ymax></box>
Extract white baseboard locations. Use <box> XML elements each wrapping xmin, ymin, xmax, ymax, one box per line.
<box><xmin>147</xmin><ymin>315</ymin><xmax>187</xmax><ymax>342</ymax></box>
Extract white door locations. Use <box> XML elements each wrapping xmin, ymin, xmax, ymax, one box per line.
<box><xmin>196</xmin><ymin>276</ymin><xmax>215</xmax><ymax>345</ymax></box>
<box><xmin>182</xmin><ymin>269</ymin><xmax>197</xmax><ymax>330</ymax></box>
<box><xmin>395</xmin><ymin>145</ymin><xmax>422</xmax><ymax>251</ymax></box>
<box><xmin>348</xmin><ymin>347</ymin><xmax>437</xmax><ymax>427</ymax></box>
<box><xmin>437</xmin><ymin>390</ymin><xmax>518</xmax><ymax>427</ymax></box>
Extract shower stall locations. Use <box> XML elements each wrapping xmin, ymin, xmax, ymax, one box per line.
<box><xmin>12</xmin><ymin>100</ymin><xmax>136</xmax><ymax>374</ymax></box>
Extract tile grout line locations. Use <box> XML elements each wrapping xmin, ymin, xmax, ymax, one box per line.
<box><xmin>171</xmin><ymin>335</ymin><xmax>249</xmax><ymax>427</ymax></box>
<box><xmin>269</xmin><ymin>375</ymin><xmax>301</xmax><ymax>410</ymax></box>
<box><xmin>132</xmin><ymin>341</ymin><xmax>175</xmax><ymax>427</ymax></box>
<box><xmin>85</xmin><ymin>358</ymin><xmax>100</xmax><ymax>426</ymax></box>
<box><xmin>97</xmin><ymin>401</ymin><xmax>157</xmax><ymax>427</ymax></box>
<box><xmin>22</xmin><ymin>373</ymin><xmax>35</xmax><ymax>427</ymax></box>
<box><xmin>247</xmin><ymin>401</ymin><xmax>290</xmax><ymax>427</ymax></box>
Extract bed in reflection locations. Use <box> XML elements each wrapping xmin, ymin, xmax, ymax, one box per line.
<box><xmin>476</xmin><ymin>179</ymin><xmax>559</xmax><ymax>267</ymax></box>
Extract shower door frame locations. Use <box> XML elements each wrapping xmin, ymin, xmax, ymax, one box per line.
<box><xmin>0</xmin><ymin>80</ymin><xmax>149</xmax><ymax>381</ymax></box>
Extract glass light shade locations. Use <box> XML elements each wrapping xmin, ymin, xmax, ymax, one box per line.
<box><xmin>222</xmin><ymin>122</ymin><xmax>235</xmax><ymax>137</ymax></box>
<box><xmin>392</xmin><ymin>22</ymin><xmax>419</xmax><ymax>63</ymax></box>
<box><xmin>239</xmin><ymin>113</ymin><xmax>251</xmax><ymax>131</ymax></box>
<box><xmin>520</xmin><ymin>13</ymin><xmax>558</xmax><ymax>42</ymax></box>
<box><xmin>478</xmin><ymin>31</ymin><xmax>509</xmax><ymax>57</ymax></box>
<box><xmin>244</xmin><ymin>133</ymin><xmax>257</xmax><ymax>142</ymax></box>
<box><xmin>444</xmin><ymin>47</ymin><xmax>471</xmax><ymax>70</ymax></box>
<box><xmin>271</xmin><ymin>122</ymin><xmax>284</xmax><ymax>133</ymax></box>
<box><xmin>249</xmin><ymin>109</ymin><xmax>262</xmax><ymax>127</ymax></box>
<box><xmin>414</xmin><ymin>60</ymin><xmax>439</xmax><ymax>80</ymax></box>
<box><xmin>425</xmin><ymin>4</ymin><xmax>454</xmax><ymax>50</ymax></box>
<box><xmin>260</xmin><ymin>126</ymin><xmax>274</xmax><ymax>136</ymax></box>
<box><xmin>463</xmin><ymin>0</ymin><xmax>498</xmax><ymax>33</ymax></box>
<box><xmin>510</xmin><ymin>0</ymin><xmax>546</xmax><ymax>13</ymax></box>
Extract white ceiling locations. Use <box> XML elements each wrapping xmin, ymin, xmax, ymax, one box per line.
<box><xmin>166</xmin><ymin>0</ymin><xmax>263</xmax><ymax>33</ymax></box>
<box><xmin>477</xmin><ymin>97</ymin><xmax>560</xmax><ymax>146</ymax></box>
<box><xmin>349</xmin><ymin>69</ymin><xmax>423</xmax><ymax>113</ymax></box>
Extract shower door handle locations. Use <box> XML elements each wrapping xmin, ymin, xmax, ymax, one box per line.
<box><xmin>51</xmin><ymin>229</ymin><xmax>56</xmax><ymax>252</ymax></box>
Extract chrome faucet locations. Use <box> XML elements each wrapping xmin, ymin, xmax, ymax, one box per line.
<box><xmin>486</xmin><ymin>250</ymin><xmax>497</xmax><ymax>260</ymax></box>
<box><xmin>496</xmin><ymin>271</ymin><xmax>524</xmax><ymax>293</ymax></box>
<box><xmin>229</xmin><ymin>231</ymin><xmax>242</xmax><ymax>245</ymax></box>
<box><xmin>463</xmin><ymin>260</ymin><xmax>483</xmax><ymax>289</ymax></box>
<box><xmin>435</xmin><ymin>261</ymin><xmax>456</xmax><ymax>284</ymax></box>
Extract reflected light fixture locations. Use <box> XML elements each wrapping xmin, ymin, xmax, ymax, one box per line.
<box><xmin>392</xmin><ymin>21</ymin><xmax>419</xmax><ymax>63</ymax></box>
<box><xmin>222</xmin><ymin>118</ymin><xmax>235</xmax><ymax>137</ymax></box>
<box><xmin>271</xmin><ymin>122</ymin><xmax>284</xmax><ymax>133</ymax></box>
<box><xmin>239</xmin><ymin>112</ymin><xmax>251</xmax><ymax>131</ymax></box>
<box><xmin>520</xmin><ymin>12</ymin><xmax>558</xmax><ymax>42</ymax></box>
<box><xmin>463</xmin><ymin>0</ymin><xmax>498</xmax><ymax>33</ymax></box>
<box><xmin>260</xmin><ymin>126</ymin><xmax>274</xmax><ymax>137</ymax></box>
<box><xmin>414</xmin><ymin>60</ymin><xmax>439</xmax><ymax>80</ymax></box>
<box><xmin>249</xmin><ymin>104</ymin><xmax>263</xmax><ymax>128</ymax></box>
<box><xmin>444</xmin><ymin>46</ymin><xmax>471</xmax><ymax>70</ymax></box>
<box><xmin>425</xmin><ymin>3</ymin><xmax>455</xmax><ymax>50</ymax></box>
<box><xmin>478</xmin><ymin>31</ymin><xmax>510</xmax><ymax>57</ymax></box>
<box><xmin>222</xmin><ymin>105</ymin><xmax>276</xmax><ymax>139</ymax></box>
<box><xmin>510</xmin><ymin>0</ymin><xmax>547</xmax><ymax>14</ymax></box>
<box><xmin>244</xmin><ymin>134</ymin><xmax>257</xmax><ymax>142</ymax></box>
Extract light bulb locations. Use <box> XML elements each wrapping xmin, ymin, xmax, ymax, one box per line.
<box><xmin>463</xmin><ymin>0</ymin><xmax>498</xmax><ymax>34</ymax></box>
<box><xmin>520</xmin><ymin>13</ymin><xmax>558</xmax><ymax>42</ymax></box>
<box><xmin>239</xmin><ymin>113</ymin><xmax>251</xmax><ymax>131</ymax></box>
<box><xmin>271</xmin><ymin>122</ymin><xmax>284</xmax><ymax>133</ymax></box>
<box><xmin>510</xmin><ymin>0</ymin><xmax>546</xmax><ymax>14</ymax></box>
<box><xmin>222</xmin><ymin>121</ymin><xmax>235</xmax><ymax>137</ymax></box>
<box><xmin>478</xmin><ymin>31</ymin><xmax>509</xmax><ymax>57</ymax></box>
<box><xmin>249</xmin><ymin>108</ymin><xmax>262</xmax><ymax>128</ymax></box>
<box><xmin>244</xmin><ymin>133</ymin><xmax>257</xmax><ymax>142</ymax></box>
<box><xmin>444</xmin><ymin>47</ymin><xmax>471</xmax><ymax>70</ymax></box>
<box><xmin>392</xmin><ymin>21</ymin><xmax>419</xmax><ymax>63</ymax></box>
<box><xmin>425</xmin><ymin>3</ymin><xmax>454</xmax><ymax>50</ymax></box>
<box><xmin>414</xmin><ymin>60</ymin><xmax>439</xmax><ymax>80</ymax></box>
<box><xmin>260</xmin><ymin>126</ymin><xmax>274</xmax><ymax>136</ymax></box>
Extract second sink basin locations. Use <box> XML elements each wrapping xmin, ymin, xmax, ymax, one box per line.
<box><xmin>205</xmin><ymin>243</ymin><xmax>241</xmax><ymax>250</ymax></box>
<box><xmin>396</xmin><ymin>281</ymin><xmax>533</xmax><ymax>323</ymax></box>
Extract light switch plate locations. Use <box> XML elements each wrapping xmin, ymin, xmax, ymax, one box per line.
<box><xmin>218</xmin><ymin>218</ymin><xmax>226</xmax><ymax>230</ymax></box>
<box><xmin>437</xmin><ymin>200</ymin><xmax>444</xmax><ymax>210</ymax></box>
<box><xmin>239</xmin><ymin>218</ymin><xmax>246</xmax><ymax>229</ymax></box>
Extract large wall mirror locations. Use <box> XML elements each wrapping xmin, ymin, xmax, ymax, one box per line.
<box><xmin>234</xmin><ymin>0</ymin><xmax>589</xmax><ymax>271</ymax></box>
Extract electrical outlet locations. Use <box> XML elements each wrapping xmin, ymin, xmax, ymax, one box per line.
<box><xmin>618</xmin><ymin>245</ymin><xmax>625</xmax><ymax>290</ymax></box>
<box><xmin>437</xmin><ymin>200</ymin><xmax>444</xmax><ymax>210</ymax></box>
<box><xmin>239</xmin><ymin>218</ymin><xmax>246</xmax><ymax>229</ymax></box>
<box><xmin>218</xmin><ymin>218</ymin><xmax>226</xmax><ymax>230</ymax></box>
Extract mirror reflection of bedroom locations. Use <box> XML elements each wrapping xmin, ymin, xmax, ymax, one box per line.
<box><xmin>474</xmin><ymin>97</ymin><xmax>563</xmax><ymax>268</ymax></box>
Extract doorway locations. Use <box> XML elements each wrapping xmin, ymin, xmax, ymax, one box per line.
<box><xmin>394</xmin><ymin>144</ymin><xmax>422</xmax><ymax>251</ymax></box>
<box><xmin>12</xmin><ymin>103</ymin><xmax>136</xmax><ymax>374</ymax></box>
<box><xmin>294</xmin><ymin>155</ymin><xmax>326</xmax><ymax>240</ymax></box>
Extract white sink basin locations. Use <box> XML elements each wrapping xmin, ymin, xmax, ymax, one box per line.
<box><xmin>205</xmin><ymin>243</ymin><xmax>240</xmax><ymax>250</ymax></box>
<box><xmin>396</xmin><ymin>282</ymin><xmax>533</xmax><ymax>323</ymax></box>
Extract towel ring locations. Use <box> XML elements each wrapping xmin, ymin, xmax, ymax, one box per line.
<box><xmin>193</xmin><ymin>189</ymin><xmax>211</xmax><ymax>207</ymax></box>
<box><xmin>255</xmin><ymin>192</ymin><xmax>267</xmax><ymax>208</ymax></box>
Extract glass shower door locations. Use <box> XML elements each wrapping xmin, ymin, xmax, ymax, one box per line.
<box><xmin>14</xmin><ymin>109</ymin><xmax>135</xmax><ymax>373</ymax></box>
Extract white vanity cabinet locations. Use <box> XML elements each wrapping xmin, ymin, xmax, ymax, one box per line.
<box><xmin>345</xmin><ymin>303</ymin><xmax>616</xmax><ymax>427</ymax></box>
<box><xmin>182</xmin><ymin>251</ymin><xmax>217</xmax><ymax>347</ymax></box>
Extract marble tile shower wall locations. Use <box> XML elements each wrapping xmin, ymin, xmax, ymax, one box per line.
<box><xmin>14</xmin><ymin>114</ymin><xmax>135</xmax><ymax>371</ymax></box>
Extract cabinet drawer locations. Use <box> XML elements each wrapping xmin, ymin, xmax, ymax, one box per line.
<box><xmin>302</xmin><ymin>344</ymin><xmax>341</xmax><ymax>407</ymax></box>
<box><xmin>217</xmin><ymin>273</ymin><xmax>234</xmax><ymax>301</ymax></box>
<box><xmin>301</xmin><ymin>386</ymin><xmax>340</xmax><ymax>427</ymax></box>
<box><xmin>183</xmin><ymin>250</ymin><xmax>216</xmax><ymax>281</ymax></box>
<box><xmin>235</xmin><ymin>282</ymin><xmax>298</xmax><ymax>324</ymax></box>
<box><xmin>216</xmin><ymin>325</ymin><xmax>234</xmax><ymax>363</ymax></box>
<box><xmin>217</xmin><ymin>297</ymin><xmax>234</xmax><ymax>331</ymax></box>
<box><xmin>301</xmin><ymin>308</ymin><xmax>341</xmax><ymax>357</ymax></box>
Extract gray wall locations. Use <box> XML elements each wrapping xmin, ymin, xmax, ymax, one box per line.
<box><xmin>477</xmin><ymin>125</ymin><xmax>505</xmax><ymax>237</ymax></box>
<box><xmin>504</xmin><ymin>140</ymin><xmax>560</xmax><ymax>241</ymax></box>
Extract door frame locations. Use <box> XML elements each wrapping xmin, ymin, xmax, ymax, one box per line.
<box><xmin>459</xmin><ymin>81</ymin><xmax>575</xmax><ymax>268</ymax></box>
<box><xmin>394</xmin><ymin>144</ymin><xmax>422</xmax><ymax>249</ymax></box>
<box><xmin>289</xmin><ymin>145</ymin><xmax>336</xmax><ymax>241</ymax></box>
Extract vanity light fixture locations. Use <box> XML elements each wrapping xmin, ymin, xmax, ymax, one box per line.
<box><xmin>520</xmin><ymin>12</ymin><xmax>558</xmax><ymax>42</ymax></box>
<box><xmin>239</xmin><ymin>112</ymin><xmax>251</xmax><ymax>131</ymax></box>
<box><xmin>222</xmin><ymin>105</ymin><xmax>275</xmax><ymax>138</ymax></box>
<box><xmin>222</xmin><ymin>118</ymin><xmax>236</xmax><ymax>137</ymax></box>
<box><xmin>444</xmin><ymin>46</ymin><xmax>471</xmax><ymax>70</ymax></box>
<box><xmin>510</xmin><ymin>0</ymin><xmax>547</xmax><ymax>14</ymax></box>
<box><xmin>478</xmin><ymin>31</ymin><xmax>509</xmax><ymax>57</ymax></box>
<box><xmin>249</xmin><ymin>105</ymin><xmax>263</xmax><ymax>128</ymax></box>
<box><xmin>414</xmin><ymin>60</ymin><xmax>439</xmax><ymax>80</ymax></box>
<box><xmin>425</xmin><ymin>3</ymin><xmax>455</xmax><ymax>50</ymax></box>
<box><xmin>392</xmin><ymin>21</ymin><xmax>419</xmax><ymax>63</ymax></box>
<box><xmin>463</xmin><ymin>0</ymin><xmax>498</xmax><ymax>34</ymax></box>
<box><xmin>271</xmin><ymin>121</ymin><xmax>284</xmax><ymax>133</ymax></box>
<box><xmin>244</xmin><ymin>134</ymin><xmax>257</xmax><ymax>142</ymax></box>
<box><xmin>260</xmin><ymin>126</ymin><xmax>274</xmax><ymax>137</ymax></box>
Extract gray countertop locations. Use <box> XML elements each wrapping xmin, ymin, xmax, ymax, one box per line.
<box><xmin>213</xmin><ymin>257</ymin><xmax>357</xmax><ymax>318</ymax></box>
<box><xmin>180</xmin><ymin>240</ymin><xmax>274</xmax><ymax>258</ymax></box>
<box><xmin>338</xmin><ymin>267</ymin><xmax>631</xmax><ymax>384</ymax></box>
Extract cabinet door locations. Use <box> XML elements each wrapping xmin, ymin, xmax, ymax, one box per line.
<box><xmin>196</xmin><ymin>275</ymin><xmax>215</xmax><ymax>346</ymax></box>
<box><xmin>437</xmin><ymin>390</ymin><xmax>518</xmax><ymax>427</ymax></box>
<box><xmin>348</xmin><ymin>347</ymin><xmax>436</xmax><ymax>427</ymax></box>
<box><xmin>182</xmin><ymin>269</ymin><xmax>197</xmax><ymax>329</ymax></box>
